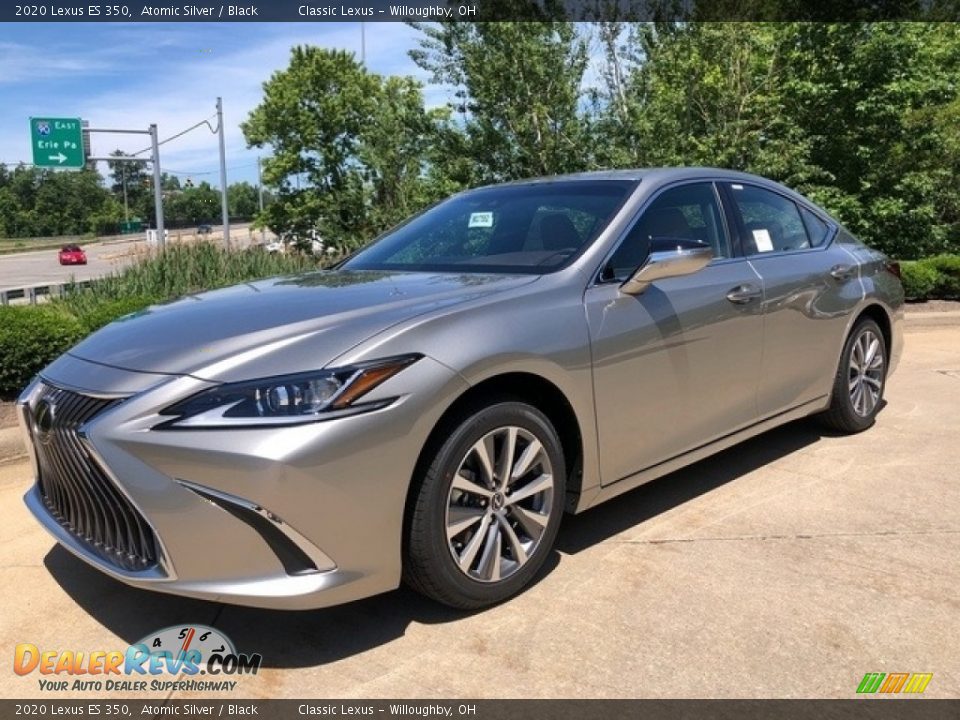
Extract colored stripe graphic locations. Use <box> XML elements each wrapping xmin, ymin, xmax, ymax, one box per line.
<box><xmin>857</xmin><ymin>672</ymin><xmax>933</xmax><ymax>694</ymax></box>
<box><xmin>903</xmin><ymin>673</ymin><xmax>934</xmax><ymax>694</ymax></box>
<box><xmin>880</xmin><ymin>673</ymin><xmax>910</xmax><ymax>693</ymax></box>
<box><xmin>857</xmin><ymin>673</ymin><xmax>886</xmax><ymax>694</ymax></box>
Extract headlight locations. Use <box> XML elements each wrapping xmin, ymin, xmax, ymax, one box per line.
<box><xmin>157</xmin><ymin>354</ymin><xmax>421</xmax><ymax>429</ymax></box>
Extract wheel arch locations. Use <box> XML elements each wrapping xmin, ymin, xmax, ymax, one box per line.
<box><xmin>402</xmin><ymin>372</ymin><xmax>586</xmax><ymax>560</ymax></box>
<box><xmin>854</xmin><ymin>303</ymin><xmax>892</xmax><ymax>357</ymax></box>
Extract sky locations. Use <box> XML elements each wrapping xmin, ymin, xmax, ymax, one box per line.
<box><xmin>0</xmin><ymin>23</ymin><xmax>451</xmax><ymax>187</ymax></box>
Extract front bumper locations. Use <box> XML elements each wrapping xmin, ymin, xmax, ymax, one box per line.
<box><xmin>19</xmin><ymin>355</ymin><xmax>467</xmax><ymax>610</ymax></box>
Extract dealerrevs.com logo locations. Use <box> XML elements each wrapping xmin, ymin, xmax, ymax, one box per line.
<box><xmin>13</xmin><ymin>625</ymin><xmax>262</xmax><ymax>693</ymax></box>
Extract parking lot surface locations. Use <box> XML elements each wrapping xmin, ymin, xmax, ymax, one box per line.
<box><xmin>1</xmin><ymin>324</ymin><xmax>957</xmax><ymax>699</ymax></box>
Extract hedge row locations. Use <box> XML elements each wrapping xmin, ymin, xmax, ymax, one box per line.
<box><xmin>900</xmin><ymin>255</ymin><xmax>960</xmax><ymax>300</ymax></box>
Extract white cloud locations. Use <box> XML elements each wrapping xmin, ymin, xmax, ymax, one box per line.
<box><xmin>0</xmin><ymin>23</ymin><xmax>435</xmax><ymax>186</ymax></box>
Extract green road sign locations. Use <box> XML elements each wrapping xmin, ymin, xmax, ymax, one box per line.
<box><xmin>30</xmin><ymin>117</ymin><xmax>85</xmax><ymax>169</ymax></box>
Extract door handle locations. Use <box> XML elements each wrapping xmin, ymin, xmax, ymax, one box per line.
<box><xmin>726</xmin><ymin>284</ymin><xmax>762</xmax><ymax>304</ymax></box>
<box><xmin>829</xmin><ymin>264</ymin><xmax>854</xmax><ymax>280</ymax></box>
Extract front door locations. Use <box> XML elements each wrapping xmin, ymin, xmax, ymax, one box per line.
<box><xmin>585</xmin><ymin>182</ymin><xmax>765</xmax><ymax>485</ymax></box>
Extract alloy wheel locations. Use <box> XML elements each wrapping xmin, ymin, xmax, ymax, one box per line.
<box><xmin>848</xmin><ymin>329</ymin><xmax>885</xmax><ymax>417</ymax></box>
<box><xmin>444</xmin><ymin>426</ymin><xmax>554</xmax><ymax>583</ymax></box>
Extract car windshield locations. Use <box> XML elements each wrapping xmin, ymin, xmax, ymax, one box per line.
<box><xmin>343</xmin><ymin>180</ymin><xmax>637</xmax><ymax>274</ymax></box>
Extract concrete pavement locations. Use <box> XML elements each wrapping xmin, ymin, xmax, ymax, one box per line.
<box><xmin>1</xmin><ymin>325</ymin><xmax>958</xmax><ymax>699</ymax></box>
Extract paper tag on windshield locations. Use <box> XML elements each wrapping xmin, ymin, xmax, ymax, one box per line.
<box><xmin>468</xmin><ymin>212</ymin><xmax>494</xmax><ymax>228</ymax></box>
<box><xmin>752</xmin><ymin>228</ymin><xmax>774</xmax><ymax>252</ymax></box>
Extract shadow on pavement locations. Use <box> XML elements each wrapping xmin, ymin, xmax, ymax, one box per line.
<box><xmin>43</xmin><ymin>418</ymin><xmax>826</xmax><ymax>668</ymax></box>
<box><xmin>558</xmin><ymin>418</ymin><xmax>826</xmax><ymax>555</ymax></box>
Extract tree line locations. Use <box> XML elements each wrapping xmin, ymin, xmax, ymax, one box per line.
<box><xmin>243</xmin><ymin>21</ymin><xmax>960</xmax><ymax>260</ymax></box>
<box><xmin>0</xmin><ymin>159</ymin><xmax>265</xmax><ymax>238</ymax></box>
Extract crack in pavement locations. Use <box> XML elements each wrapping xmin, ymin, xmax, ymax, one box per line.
<box><xmin>619</xmin><ymin>528</ymin><xmax>960</xmax><ymax>545</ymax></box>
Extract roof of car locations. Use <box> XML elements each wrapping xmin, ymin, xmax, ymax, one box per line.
<box><xmin>485</xmin><ymin>167</ymin><xmax>777</xmax><ymax>188</ymax></box>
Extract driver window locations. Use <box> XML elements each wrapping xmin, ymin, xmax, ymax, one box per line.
<box><xmin>605</xmin><ymin>183</ymin><xmax>728</xmax><ymax>280</ymax></box>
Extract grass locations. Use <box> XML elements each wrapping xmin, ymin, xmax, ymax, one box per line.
<box><xmin>53</xmin><ymin>242</ymin><xmax>323</xmax><ymax>326</ymax></box>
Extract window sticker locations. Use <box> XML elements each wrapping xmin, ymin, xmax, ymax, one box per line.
<box><xmin>731</xmin><ymin>184</ymin><xmax>744</xmax><ymax>190</ymax></box>
<box><xmin>752</xmin><ymin>228</ymin><xmax>774</xmax><ymax>252</ymax></box>
<box><xmin>468</xmin><ymin>212</ymin><xmax>494</xmax><ymax>228</ymax></box>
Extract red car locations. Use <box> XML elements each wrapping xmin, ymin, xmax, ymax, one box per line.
<box><xmin>58</xmin><ymin>244</ymin><xmax>87</xmax><ymax>265</ymax></box>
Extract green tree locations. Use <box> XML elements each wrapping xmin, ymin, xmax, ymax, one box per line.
<box><xmin>780</xmin><ymin>22</ymin><xmax>960</xmax><ymax>258</ymax></box>
<box><xmin>165</xmin><ymin>182</ymin><xmax>221</xmax><ymax>225</ymax></box>
<box><xmin>410</xmin><ymin>19</ymin><xmax>592</xmax><ymax>182</ymax></box>
<box><xmin>596</xmin><ymin>21</ymin><xmax>960</xmax><ymax>258</ymax></box>
<box><xmin>0</xmin><ymin>165</ymin><xmax>119</xmax><ymax>237</ymax></box>
<box><xmin>227</xmin><ymin>181</ymin><xmax>259</xmax><ymax>219</ymax></box>
<box><xmin>242</xmin><ymin>46</ymin><xmax>445</xmax><ymax>252</ymax></box>
<box><xmin>106</xmin><ymin>151</ymin><xmax>150</xmax><ymax>222</ymax></box>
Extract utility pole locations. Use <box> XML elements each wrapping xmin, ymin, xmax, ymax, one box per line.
<box><xmin>217</xmin><ymin>96</ymin><xmax>230</xmax><ymax>249</ymax></box>
<box><xmin>149</xmin><ymin>123</ymin><xmax>165</xmax><ymax>248</ymax></box>
<box><xmin>257</xmin><ymin>155</ymin><xmax>265</xmax><ymax>244</ymax></box>
<box><xmin>122</xmin><ymin>163</ymin><xmax>129</xmax><ymax>222</ymax></box>
<box><xmin>361</xmin><ymin>22</ymin><xmax>366</xmax><ymax>64</ymax></box>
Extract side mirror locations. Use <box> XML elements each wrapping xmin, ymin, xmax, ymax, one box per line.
<box><xmin>620</xmin><ymin>243</ymin><xmax>713</xmax><ymax>296</ymax></box>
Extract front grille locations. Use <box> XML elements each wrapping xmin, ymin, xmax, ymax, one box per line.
<box><xmin>29</xmin><ymin>382</ymin><xmax>159</xmax><ymax>572</ymax></box>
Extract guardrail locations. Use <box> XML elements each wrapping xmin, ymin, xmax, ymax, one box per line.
<box><xmin>0</xmin><ymin>280</ymin><xmax>92</xmax><ymax>306</ymax></box>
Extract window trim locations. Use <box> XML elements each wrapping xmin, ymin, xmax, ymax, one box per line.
<box><xmin>591</xmin><ymin>180</ymin><xmax>739</xmax><ymax>287</ymax></box>
<box><xmin>719</xmin><ymin>181</ymin><xmax>839</xmax><ymax>259</ymax></box>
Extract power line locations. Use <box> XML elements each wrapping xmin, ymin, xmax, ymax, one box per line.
<box><xmin>124</xmin><ymin>113</ymin><xmax>218</xmax><ymax>157</ymax></box>
<box><xmin>164</xmin><ymin>162</ymin><xmax>258</xmax><ymax>176</ymax></box>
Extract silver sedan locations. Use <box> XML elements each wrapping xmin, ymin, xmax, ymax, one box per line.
<box><xmin>18</xmin><ymin>168</ymin><xmax>904</xmax><ymax>609</ymax></box>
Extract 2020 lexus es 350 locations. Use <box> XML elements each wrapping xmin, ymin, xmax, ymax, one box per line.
<box><xmin>18</xmin><ymin>168</ymin><xmax>904</xmax><ymax>610</ymax></box>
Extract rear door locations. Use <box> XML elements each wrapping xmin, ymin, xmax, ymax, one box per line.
<box><xmin>720</xmin><ymin>182</ymin><xmax>863</xmax><ymax>418</ymax></box>
<box><xmin>585</xmin><ymin>182</ymin><xmax>764</xmax><ymax>485</ymax></box>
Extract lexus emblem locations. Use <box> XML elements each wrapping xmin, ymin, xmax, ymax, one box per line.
<box><xmin>34</xmin><ymin>399</ymin><xmax>56</xmax><ymax>438</ymax></box>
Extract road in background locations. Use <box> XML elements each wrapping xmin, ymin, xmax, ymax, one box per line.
<box><xmin>0</xmin><ymin>223</ymin><xmax>271</xmax><ymax>292</ymax></box>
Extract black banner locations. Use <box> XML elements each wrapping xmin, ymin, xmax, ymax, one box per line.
<box><xmin>2</xmin><ymin>0</ymin><xmax>960</xmax><ymax>23</ymax></box>
<box><xmin>2</xmin><ymin>700</ymin><xmax>960</xmax><ymax>720</ymax></box>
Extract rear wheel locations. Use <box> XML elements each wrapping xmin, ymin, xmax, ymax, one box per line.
<box><xmin>819</xmin><ymin>318</ymin><xmax>887</xmax><ymax>433</ymax></box>
<box><xmin>405</xmin><ymin>401</ymin><xmax>565</xmax><ymax>609</ymax></box>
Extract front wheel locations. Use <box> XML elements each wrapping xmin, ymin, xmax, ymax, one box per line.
<box><xmin>819</xmin><ymin>318</ymin><xmax>887</xmax><ymax>433</ymax></box>
<box><xmin>404</xmin><ymin>401</ymin><xmax>566</xmax><ymax>609</ymax></box>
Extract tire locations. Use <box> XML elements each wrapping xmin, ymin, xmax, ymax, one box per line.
<box><xmin>819</xmin><ymin>318</ymin><xmax>888</xmax><ymax>433</ymax></box>
<box><xmin>404</xmin><ymin>401</ymin><xmax>566</xmax><ymax>609</ymax></box>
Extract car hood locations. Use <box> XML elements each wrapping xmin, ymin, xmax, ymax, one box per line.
<box><xmin>66</xmin><ymin>270</ymin><xmax>538</xmax><ymax>381</ymax></box>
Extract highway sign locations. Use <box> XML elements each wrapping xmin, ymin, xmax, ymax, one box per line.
<box><xmin>30</xmin><ymin>117</ymin><xmax>85</xmax><ymax>168</ymax></box>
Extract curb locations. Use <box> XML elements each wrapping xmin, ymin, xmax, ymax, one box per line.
<box><xmin>904</xmin><ymin>311</ymin><xmax>960</xmax><ymax>328</ymax></box>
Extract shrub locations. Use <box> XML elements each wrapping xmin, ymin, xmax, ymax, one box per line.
<box><xmin>899</xmin><ymin>261</ymin><xmax>941</xmax><ymax>300</ymax></box>
<box><xmin>0</xmin><ymin>305</ymin><xmax>86</xmax><ymax>397</ymax></box>
<box><xmin>925</xmin><ymin>255</ymin><xmax>960</xmax><ymax>298</ymax></box>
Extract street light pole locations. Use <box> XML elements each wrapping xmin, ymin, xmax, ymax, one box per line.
<box><xmin>217</xmin><ymin>96</ymin><xmax>230</xmax><ymax>249</ymax></box>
